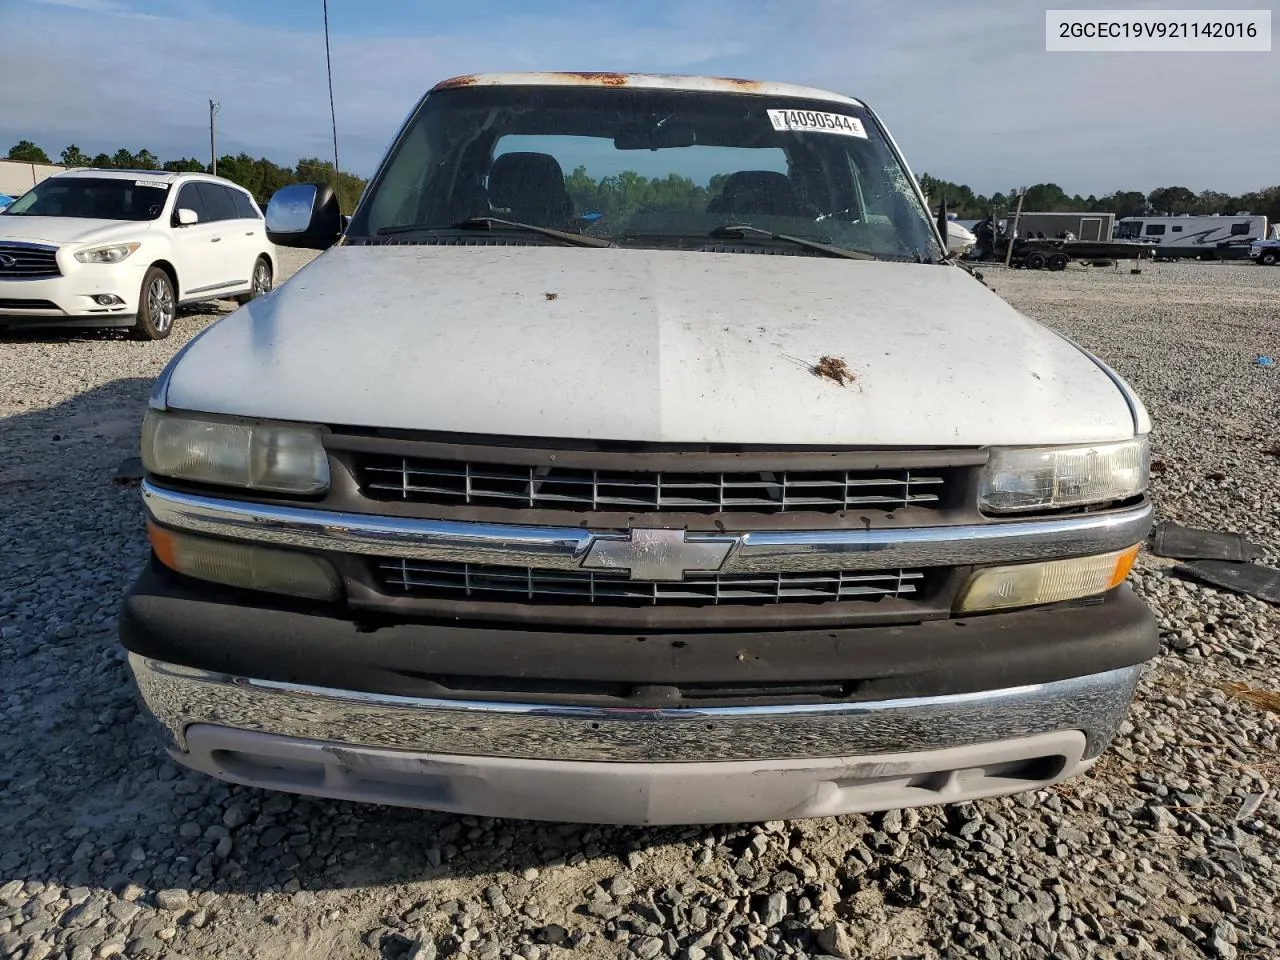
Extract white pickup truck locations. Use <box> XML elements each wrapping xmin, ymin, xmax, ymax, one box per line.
<box><xmin>120</xmin><ymin>72</ymin><xmax>1156</xmax><ymax>825</ymax></box>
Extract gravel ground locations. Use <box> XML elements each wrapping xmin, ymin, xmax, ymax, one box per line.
<box><xmin>1</xmin><ymin>252</ymin><xmax>1278</xmax><ymax>960</ymax></box>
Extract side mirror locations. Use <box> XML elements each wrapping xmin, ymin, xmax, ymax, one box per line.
<box><xmin>266</xmin><ymin>183</ymin><xmax>343</xmax><ymax>250</ymax></box>
<box><xmin>176</xmin><ymin>208</ymin><xmax>199</xmax><ymax>226</ymax></box>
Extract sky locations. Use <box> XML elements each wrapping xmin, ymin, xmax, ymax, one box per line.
<box><xmin>2</xmin><ymin>0</ymin><xmax>1277</xmax><ymax>196</ymax></box>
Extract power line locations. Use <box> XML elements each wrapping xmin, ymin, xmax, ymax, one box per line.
<box><xmin>322</xmin><ymin>0</ymin><xmax>341</xmax><ymax>190</ymax></box>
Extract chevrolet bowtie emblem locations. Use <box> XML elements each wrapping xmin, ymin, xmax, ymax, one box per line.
<box><xmin>582</xmin><ymin>528</ymin><xmax>739</xmax><ymax>581</ymax></box>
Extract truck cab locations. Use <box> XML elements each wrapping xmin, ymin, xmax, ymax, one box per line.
<box><xmin>120</xmin><ymin>72</ymin><xmax>1156</xmax><ymax>825</ymax></box>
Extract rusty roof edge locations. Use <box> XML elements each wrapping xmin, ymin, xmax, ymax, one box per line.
<box><xmin>429</xmin><ymin>72</ymin><xmax>863</xmax><ymax>106</ymax></box>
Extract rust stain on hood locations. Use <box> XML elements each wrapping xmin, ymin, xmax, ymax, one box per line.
<box><xmin>433</xmin><ymin>74</ymin><xmax>480</xmax><ymax>89</ymax></box>
<box><xmin>812</xmin><ymin>356</ymin><xmax>854</xmax><ymax>387</ymax></box>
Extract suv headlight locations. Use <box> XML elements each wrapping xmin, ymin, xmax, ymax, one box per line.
<box><xmin>979</xmin><ymin>437</ymin><xmax>1148</xmax><ymax>514</ymax></box>
<box><xmin>74</xmin><ymin>242</ymin><xmax>141</xmax><ymax>263</ymax></box>
<box><xmin>141</xmin><ymin>410</ymin><xmax>330</xmax><ymax>494</ymax></box>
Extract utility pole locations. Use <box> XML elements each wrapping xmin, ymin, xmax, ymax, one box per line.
<box><xmin>1004</xmin><ymin>187</ymin><xmax>1026</xmax><ymax>269</ymax></box>
<box><xmin>209</xmin><ymin>100</ymin><xmax>221</xmax><ymax>176</ymax></box>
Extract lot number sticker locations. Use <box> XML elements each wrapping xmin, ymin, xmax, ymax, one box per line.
<box><xmin>767</xmin><ymin>109</ymin><xmax>866</xmax><ymax>138</ymax></box>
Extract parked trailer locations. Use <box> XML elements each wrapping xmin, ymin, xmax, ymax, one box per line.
<box><xmin>965</xmin><ymin>235</ymin><xmax>1152</xmax><ymax>270</ymax></box>
<box><xmin>1006</xmin><ymin>212</ymin><xmax>1116</xmax><ymax>242</ymax></box>
<box><xmin>1114</xmin><ymin>214</ymin><xmax>1268</xmax><ymax>260</ymax></box>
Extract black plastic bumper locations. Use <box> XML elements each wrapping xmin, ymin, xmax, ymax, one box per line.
<box><xmin>118</xmin><ymin>561</ymin><xmax>1159</xmax><ymax>707</ymax></box>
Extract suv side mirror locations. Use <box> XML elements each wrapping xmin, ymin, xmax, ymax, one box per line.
<box><xmin>266</xmin><ymin>183</ymin><xmax>343</xmax><ymax>249</ymax></box>
<box><xmin>176</xmin><ymin>208</ymin><xmax>199</xmax><ymax>226</ymax></box>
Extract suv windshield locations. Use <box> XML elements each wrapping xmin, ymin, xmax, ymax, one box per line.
<box><xmin>3</xmin><ymin>177</ymin><xmax>170</xmax><ymax>221</ymax></box>
<box><xmin>348</xmin><ymin>84</ymin><xmax>942</xmax><ymax>261</ymax></box>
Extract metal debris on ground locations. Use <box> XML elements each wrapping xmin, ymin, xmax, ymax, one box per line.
<box><xmin>1237</xmin><ymin>792</ymin><xmax>1268</xmax><ymax>821</ymax></box>
<box><xmin>544</xmin><ymin>292</ymin><xmax>559</xmax><ymax>300</ymax></box>
<box><xmin>1149</xmin><ymin>521</ymin><xmax>1263</xmax><ymax>562</ymax></box>
<box><xmin>1174</xmin><ymin>560</ymin><xmax>1280</xmax><ymax>605</ymax></box>
<box><xmin>113</xmin><ymin>456</ymin><xmax>145</xmax><ymax>485</ymax></box>
<box><xmin>811</xmin><ymin>355</ymin><xmax>854</xmax><ymax>386</ymax></box>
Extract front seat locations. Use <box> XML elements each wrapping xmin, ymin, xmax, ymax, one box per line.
<box><xmin>486</xmin><ymin>152</ymin><xmax>573</xmax><ymax>227</ymax></box>
<box><xmin>706</xmin><ymin>171</ymin><xmax>802</xmax><ymax>217</ymax></box>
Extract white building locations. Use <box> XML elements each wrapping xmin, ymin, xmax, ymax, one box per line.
<box><xmin>0</xmin><ymin>159</ymin><xmax>68</xmax><ymax>197</ymax></box>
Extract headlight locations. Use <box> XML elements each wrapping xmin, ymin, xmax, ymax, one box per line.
<box><xmin>955</xmin><ymin>546</ymin><xmax>1139</xmax><ymax>613</ymax></box>
<box><xmin>148</xmin><ymin>522</ymin><xmax>340</xmax><ymax>600</ymax></box>
<box><xmin>141</xmin><ymin>410</ymin><xmax>330</xmax><ymax>494</ymax></box>
<box><xmin>979</xmin><ymin>437</ymin><xmax>1148</xmax><ymax>514</ymax></box>
<box><xmin>74</xmin><ymin>242</ymin><xmax>141</xmax><ymax>264</ymax></box>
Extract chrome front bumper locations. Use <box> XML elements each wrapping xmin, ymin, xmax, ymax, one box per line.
<box><xmin>129</xmin><ymin>655</ymin><xmax>1143</xmax><ymax>822</ymax></box>
<box><xmin>131</xmin><ymin>655</ymin><xmax>1142</xmax><ymax>761</ymax></box>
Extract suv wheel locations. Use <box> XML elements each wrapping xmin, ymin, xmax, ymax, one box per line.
<box><xmin>132</xmin><ymin>267</ymin><xmax>176</xmax><ymax>341</ymax></box>
<box><xmin>1262</xmin><ymin>251</ymin><xmax>1278</xmax><ymax>266</ymax></box>
<box><xmin>237</xmin><ymin>257</ymin><xmax>273</xmax><ymax>304</ymax></box>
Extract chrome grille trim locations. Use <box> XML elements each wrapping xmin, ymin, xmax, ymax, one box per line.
<box><xmin>0</xmin><ymin>241</ymin><xmax>61</xmax><ymax>280</ymax></box>
<box><xmin>142</xmin><ymin>483</ymin><xmax>1154</xmax><ymax>575</ymax></box>
<box><xmin>359</xmin><ymin>456</ymin><xmax>947</xmax><ymax>513</ymax></box>
<box><xmin>377</xmin><ymin>558</ymin><xmax>924</xmax><ymax>606</ymax></box>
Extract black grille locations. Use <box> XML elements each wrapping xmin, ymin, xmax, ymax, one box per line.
<box><xmin>376</xmin><ymin>559</ymin><xmax>924</xmax><ymax>606</ymax></box>
<box><xmin>0</xmin><ymin>298</ymin><xmax>60</xmax><ymax>310</ymax></box>
<box><xmin>358</xmin><ymin>456</ymin><xmax>948</xmax><ymax>513</ymax></box>
<box><xmin>0</xmin><ymin>243</ymin><xmax>61</xmax><ymax>279</ymax></box>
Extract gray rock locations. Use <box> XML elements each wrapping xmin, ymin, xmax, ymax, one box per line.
<box><xmin>760</xmin><ymin>892</ymin><xmax>787</xmax><ymax>927</ymax></box>
<box><xmin>406</xmin><ymin>932</ymin><xmax>437</xmax><ymax>960</ymax></box>
<box><xmin>107</xmin><ymin>901</ymin><xmax>140</xmax><ymax>924</ymax></box>
<box><xmin>607</xmin><ymin>875</ymin><xmax>636</xmax><ymax>897</ymax></box>
<box><xmin>533</xmin><ymin>924</ymin><xmax>567</xmax><ymax>945</ymax></box>
<box><xmin>586</xmin><ymin>902</ymin><xmax>622</xmax><ymax>921</ymax></box>
<box><xmin>815</xmin><ymin>922</ymin><xmax>855</xmax><ymax>959</ymax></box>
<box><xmin>153</xmin><ymin>889</ymin><xmax>188</xmax><ymax>912</ymax></box>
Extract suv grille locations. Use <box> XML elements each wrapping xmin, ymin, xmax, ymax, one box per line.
<box><xmin>357</xmin><ymin>456</ymin><xmax>948</xmax><ymax>513</ymax></box>
<box><xmin>0</xmin><ymin>243</ymin><xmax>61</xmax><ymax>280</ymax></box>
<box><xmin>376</xmin><ymin>559</ymin><xmax>924</xmax><ymax>606</ymax></box>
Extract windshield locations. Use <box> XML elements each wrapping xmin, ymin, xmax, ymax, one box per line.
<box><xmin>347</xmin><ymin>85</ymin><xmax>941</xmax><ymax>261</ymax></box>
<box><xmin>3</xmin><ymin>177</ymin><xmax>170</xmax><ymax>221</ymax></box>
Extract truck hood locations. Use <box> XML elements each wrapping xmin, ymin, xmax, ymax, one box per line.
<box><xmin>0</xmin><ymin>216</ymin><xmax>153</xmax><ymax>246</ymax></box>
<box><xmin>163</xmin><ymin>245</ymin><xmax>1138</xmax><ymax>446</ymax></box>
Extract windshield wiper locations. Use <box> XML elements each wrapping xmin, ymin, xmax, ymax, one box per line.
<box><xmin>377</xmin><ymin>216</ymin><xmax>612</xmax><ymax>248</ymax></box>
<box><xmin>708</xmin><ymin>223</ymin><xmax>877</xmax><ymax>261</ymax></box>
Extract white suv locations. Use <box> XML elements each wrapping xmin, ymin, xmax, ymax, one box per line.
<box><xmin>0</xmin><ymin>169</ymin><xmax>277</xmax><ymax>339</ymax></box>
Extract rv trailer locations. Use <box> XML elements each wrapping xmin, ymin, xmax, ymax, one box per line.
<box><xmin>1114</xmin><ymin>214</ymin><xmax>1268</xmax><ymax>260</ymax></box>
